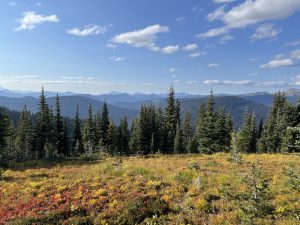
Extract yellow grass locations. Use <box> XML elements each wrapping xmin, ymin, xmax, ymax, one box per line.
<box><xmin>0</xmin><ymin>153</ymin><xmax>299</xmax><ymax>224</ymax></box>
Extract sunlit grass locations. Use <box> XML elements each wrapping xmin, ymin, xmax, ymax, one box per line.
<box><xmin>1</xmin><ymin>153</ymin><xmax>299</xmax><ymax>224</ymax></box>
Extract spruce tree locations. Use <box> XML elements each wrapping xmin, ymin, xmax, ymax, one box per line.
<box><xmin>55</xmin><ymin>94</ymin><xmax>65</xmax><ymax>156</ymax></box>
<box><xmin>117</xmin><ymin>117</ymin><xmax>130</xmax><ymax>155</ymax></box>
<box><xmin>83</xmin><ymin>104</ymin><xmax>96</xmax><ymax>153</ymax></box>
<box><xmin>14</xmin><ymin>105</ymin><xmax>34</xmax><ymax>160</ymax></box>
<box><xmin>107</xmin><ymin>120</ymin><xmax>118</xmax><ymax>155</ymax></box>
<box><xmin>182</xmin><ymin>112</ymin><xmax>193</xmax><ymax>153</ymax></box>
<box><xmin>62</xmin><ymin>119</ymin><xmax>69</xmax><ymax>156</ymax></box>
<box><xmin>236</xmin><ymin>110</ymin><xmax>257</xmax><ymax>153</ymax></box>
<box><xmin>0</xmin><ymin>108</ymin><xmax>12</xmax><ymax>161</ymax></box>
<box><xmin>129</xmin><ymin>118</ymin><xmax>141</xmax><ymax>155</ymax></box>
<box><xmin>197</xmin><ymin>91</ymin><xmax>218</xmax><ymax>154</ymax></box>
<box><xmin>174</xmin><ymin>122</ymin><xmax>183</xmax><ymax>154</ymax></box>
<box><xmin>100</xmin><ymin>102</ymin><xmax>110</xmax><ymax>149</ymax></box>
<box><xmin>71</xmin><ymin>105</ymin><xmax>84</xmax><ymax>155</ymax></box>
<box><xmin>165</xmin><ymin>86</ymin><xmax>177</xmax><ymax>152</ymax></box>
<box><xmin>35</xmin><ymin>86</ymin><xmax>51</xmax><ymax>159</ymax></box>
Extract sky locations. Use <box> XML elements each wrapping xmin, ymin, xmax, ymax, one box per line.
<box><xmin>0</xmin><ymin>0</ymin><xmax>300</xmax><ymax>95</ymax></box>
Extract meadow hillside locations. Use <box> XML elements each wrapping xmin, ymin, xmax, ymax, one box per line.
<box><xmin>1</xmin><ymin>153</ymin><xmax>299</xmax><ymax>225</ymax></box>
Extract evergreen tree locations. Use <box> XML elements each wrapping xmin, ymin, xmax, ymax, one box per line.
<box><xmin>35</xmin><ymin>86</ymin><xmax>52</xmax><ymax>159</ymax></box>
<box><xmin>55</xmin><ymin>94</ymin><xmax>65</xmax><ymax>156</ymax></box>
<box><xmin>258</xmin><ymin>92</ymin><xmax>294</xmax><ymax>153</ymax></box>
<box><xmin>165</xmin><ymin>86</ymin><xmax>177</xmax><ymax>152</ymax></box>
<box><xmin>236</xmin><ymin>110</ymin><xmax>257</xmax><ymax>153</ymax></box>
<box><xmin>182</xmin><ymin>112</ymin><xmax>193</xmax><ymax>153</ymax></box>
<box><xmin>129</xmin><ymin>118</ymin><xmax>141</xmax><ymax>155</ymax></box>
<box><xmin>0</xmin><ymin>108</ymin><xmax>11</xmax><ymax>161</ymax></box>
<box><xmin>197</xmin><ymin>91</ymin><xmax>218</xmax><ymax>154</ymax></box>
<box><xmin>117</xmin><ymin>117</ymin><xmax>130</xmax><ymax>155</ymax></box>
<box><xmin>71</xmin><ymin>105</ymin><xmax>84</xmax><ymax>155</ymax></box>
<box><xmin>83</xmin><ymin>104</ymin><xmax>96</xmax><ymax>153</ymax></box>
<box><xmin>173</xmin><ymin>122</ymin><xmax>183</xmax><ymax>154</ymax></box>
<box><xmin>14</xmin><ymin>106</ymin><xmax>34</xmax><ymax>160</ymax></box>
<box><xmin>100</xmin><ymin>102</ymin><xmax>110</xmax><ymax>149</ymax></box>
<box><xmin>107</xmin><ymin>120</ymin><xmax>118</xmax><ymax>155</ymax></box>
<box><xmin>62</xmin><ymin>119</ymin><xmax>69</xmax><ymax>156</ymax></box>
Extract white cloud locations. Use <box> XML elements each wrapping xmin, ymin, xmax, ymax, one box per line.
<box><xmin>199</xmin><ymin>0</ymin><xmax>300</xmax><ymax>39</ymax></box>
<box><xmin>260</xmin><ymin>58</ymin><xmax>294</xmax><ymax>69</ymax></box>
<box><xmin>15</xmin><ymin>11</ymin><xmax>59</xmax><ymax>31</ymax></box>
<box><xmin>214</xmin><ymin>0</ymin><xmax>235</xmax><ymax>3</ymax></box>
<box><xmin>175</xmin><ymin>17</ymin><xmax>184</xmax><ymax>22</ymax></box>
<box><xmin>203</xmin><ymin>79</ymin><xmax>253</xmax><ymax>86</ymax></box>
<box><xmin>208</xmin><ymin>63</ymin><xmax>220</xmax><ymax>68</ymax></box>
<box><xmin>173</xmin><ymin>80</ymin><xmax>180</xmax><ymax>84</ymax></box>
<box><xmin>207</xmin><ymin>5</ymin><xmax>226</xmax><ymax>22</ymax></box>
<box><xmin>182</xmin><ymin>44</ymin><xmax>198</xmax><ymax>51</ymax></box>
<box><xmin>9</xmin><ymin>2</ymin><xmax>17</xmax><ymax>6</ymax></box>
<box><xmin>219</xmin><ymin>34</ymin><xmax>234</xmax><ymax>44</ymax></box>
<box><xmin>169</xmin><ymin>68</ymin><xmax>177</xmax><ymax>72</ymax></box>
<box><xmin>112</xmin><ymin>24</ymin><xmax>169</xmax><ymax>49</ymax></box>
<box><xmin>223</xmin><ymin>0</ymin><xmax>300</xmax><ymax>29</ymax></box>
<box><xmin>186</xmin><ymin>80</ymin><xmax>197</xmax><ymax>84</ymax></box>
<box><xmin>284</xmin><ymin>40</ymin><xmax>300</xmax><ymax>47</ymax></box>
<box><xmin>291</xmin><ymin>49</ymin><xmax>300</xmax><ymax>59</ymax></box>
<box><xmin>109</xmin><ymin>56</ymin><xmax>126</xmax><ymax>62</ymax></box>
<box><xmin>197</xmin><ymin>27</ymin><xmax>229</xmax><ymax>39</ymax></box>
<box><xmin>106</xmin><ymin>43</ymin><xmax>117</xmax><ymax>48</ymax></box>
<box><xmin>160</xmin><ymin>45</ymin><xmax>180</xmax><ymax>54</ymax></box>
<box><xmin>35</xmin><ymin>2</ymin><xmax>42</xmax><ymax>7</ymax></box>
<box><xmin>66</xmin><ymin>25</ymin><xmax>107</xmax><ymax>36</ymax></box>
<box><xmin>189</xmin><ymin>52</ymin><xmax>206</xmax><ymax>58</ymax></box>
<box><xmin>111</xmin><ymin>24</ymin><xmax>179</xmax><ymax>54</ymax></box>
<box><xmin>251</xmin><ymin>23</ymin><xmax>281</xmax><ymax>41</ymax></box>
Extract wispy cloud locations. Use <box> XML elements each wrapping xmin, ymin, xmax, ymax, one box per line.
<box><xmin>208</xmin><ymin>63</ymin><xmax>220</xmax><ymax>68</ymax></box>
<box><xmin>67</xmin><ymin>25</ymin><xmax>107</xmax><ymax>36</ymax></box>
<box><xmin>169</xmin><ymin>68</ymin><xmax>177</xmax><ymax>72</ymax></box>
<box><xmin>15</xmin><ymin>11</ymin><xmax>59</xmax><ymax>31</ymax></box>
<box><xmin>284</xmin><ymin>40</ymin><xmax>300</xmax><ymax>47</ymax></box>
<box><xmin>189</xmin><ymin>52</ymin><xmax>206</xmax><ymax>58</ymax></box>
<box><xmin>182</xmin><ymin>44</ymin><xmax>198</xmax><ymax>51</ymax></box>
<box><xmin>251</xmin><ymin>23</ymin><xmax>281</xmax><ymax>41</ymax></box>
<box><xmin>109</xmin><ymin>56</ymin><xmax>126</xmax><ymax>62</ymax></box>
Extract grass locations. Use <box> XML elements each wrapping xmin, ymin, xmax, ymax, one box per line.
<box><xmin>0</xmin><ymin>153</ymin><xmax>300</xmax><ymax>224</ymax></box>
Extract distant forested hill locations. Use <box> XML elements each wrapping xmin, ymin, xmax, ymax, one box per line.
<box><xmin>0</xmin><ymin>95</ymin><xmax>269</xmax><ymax>129</ymax></box>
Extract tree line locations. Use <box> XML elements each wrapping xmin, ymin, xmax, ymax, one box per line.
<box><xmin>0</xmin><ymin>87</ymin><xmax>300</xmax><ymax>162</ymax></box>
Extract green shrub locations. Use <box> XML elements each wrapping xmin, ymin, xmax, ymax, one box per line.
<box><xmin>78</xmin><ymin>153</ymin><xmax>101</xmax><ymax>162</ymax></box>
<box><xmin>112</xmin><ymin>195</ymin><xmax>170</xmax><ymax>225</ymax></box>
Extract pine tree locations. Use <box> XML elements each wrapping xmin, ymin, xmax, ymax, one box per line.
<box><xmin>71</xmin><ymin>105</ymin><xmax>84</xmax><ymax>155</ymax></box>
<box><xmin>14</xmin><ymin>105</ymin><xmax>34</xmax><ymax>160</ymax></box>
<box><xmin>35</xmin><ymin>86</ymin><xmax>52</xmax><ymax>159</ymax></box>
<box><xmin>55</xmin><ymin>94</ymin><xmax>65</xmax><ymax>156</ymax></box>
<box><xmin>197</xmin><ymin>91</ymin><xmax>218</xmax><ymax>154</ymax></box>
<box><xmin>236</xmin><ymin>110</ymin><xmax>257</xmax><ymax>153</ymax></box>
<box><xmin>62</xmin><ymin>119</ymin><xmax>69</xmax><ymax>156</ymax></box>
<box><xmin>107</xmin><ymin>120</ymin><xmax>118</xmax><ymax>155</ymax></box>
<box><xmin>165</xmin><ymin>86</ymin><xmax>177</xmax><ymax>152</ymax></box>
<box><xmin>182</xmin><ymin>112</ymin><xmax>193</xmax><ymax>153</ymax></box>
<box><xmin>0</xmin><ymin>108</ymin><xmax>12</xmax><ymax>161</ymax></box>
<box><xmin>117</xmin><ymin>117</ymin><xmax>130</xmax><ymax>155</ymax></box>
<box><xmin>174</xmin><ymin>122</ymin><xmax>183</xmax><ymax>154</ymax></box>
<box><xmin>83</xmin><ymin>104</ymin><xmax>96</xmax><ymax>153</ymax></box>
<box><xmin>129</xmin><ymin>118</ymin><xmax>141</xmax><ymax>155</ymax></box>
<box><xmin>100</xmin><ymin>102</ymin><xmax>110</xmax><ymax>149</ymax></box>
<box><xmin>258</xmin><ymin>92</ymin><xmax>294</xmax><ymax>153</ymax></box>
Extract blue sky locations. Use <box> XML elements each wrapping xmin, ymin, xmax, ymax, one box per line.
<box><xmin>0</xmin><ymin>0</ymin><xmax>300</xmax><ymax>94</ymax></box>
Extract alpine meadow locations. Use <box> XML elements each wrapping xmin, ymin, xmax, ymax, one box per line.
<box><xmin>1</xmin><ymin>0</ymin><xmax>300</xmax><ymax>225</ymax></box>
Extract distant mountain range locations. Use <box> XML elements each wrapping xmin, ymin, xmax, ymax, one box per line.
<box><xmin>0</xmin><ymin>87</ymin><xmax>299</xmax><ymax>129</ymax></box>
